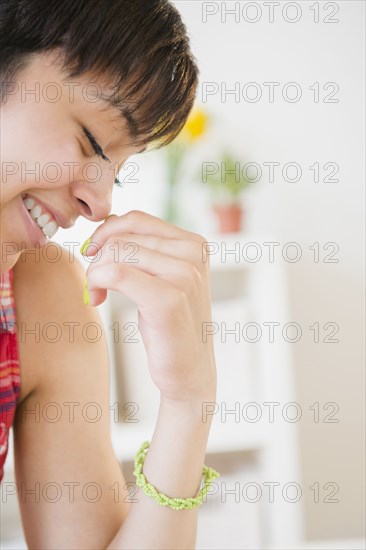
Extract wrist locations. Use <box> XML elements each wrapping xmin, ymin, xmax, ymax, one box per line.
<box><xmin>159</xmin><ymin>393</ymin><xmax>217</xmax><ymax>424</ymax></box>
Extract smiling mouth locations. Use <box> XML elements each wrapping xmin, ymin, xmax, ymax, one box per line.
<box><xmin>22</xmin><ymin>193</ymin><xmax>59</xmax><ymax>239</ymax></box>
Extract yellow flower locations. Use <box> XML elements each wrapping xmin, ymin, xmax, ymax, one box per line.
<box><xmin>179</xmin><ymin>107</ymin><xmax>208</xmax><ymax>143</ymax></box>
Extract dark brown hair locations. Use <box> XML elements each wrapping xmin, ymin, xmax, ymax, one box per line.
<box><xmin>0</xmin><ymin>0</ymin><xmax>199</xmax><ymax>149</ymax></box>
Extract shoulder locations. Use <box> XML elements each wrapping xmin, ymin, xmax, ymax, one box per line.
<box><xmin>11</xmin><ymin>247</ymin><xmax>129</xmax><ymax>545</ymax></box>
<box><xmin>12</xmin><ymin>242</ymin><xmax>86</xmax><ymax>306</ymax></box>
<box><xmin>12</xmin><ymin>244</ymin><xmax>107</xmax><ymax>404</ymax></box>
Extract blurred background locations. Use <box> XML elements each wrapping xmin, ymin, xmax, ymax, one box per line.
<box><xmin>1</xmin><ymin>1</ymin><xmax>365</xmax><ymax>549</ymax></box>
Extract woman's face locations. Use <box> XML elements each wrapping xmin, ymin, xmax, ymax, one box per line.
<box><xmin>0</xmin><ymin>50</ymin><xmax>143</xmax><ymax>272</ymax></box>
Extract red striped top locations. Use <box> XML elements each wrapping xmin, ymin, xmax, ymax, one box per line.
<box><xmin>0</xmin><ymin>268</ymin><xmax>21</xmax><ymax>482</ymax></box>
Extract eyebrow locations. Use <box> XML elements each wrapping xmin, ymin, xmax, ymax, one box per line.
<box><xmin>83</xmin><ymin>84</ymin><xmax>140</xmax><ymax>139</ymax></box>
<box><xmin>80</xmin><ymin>90</ymin><xmax>146</xmax><ymax>158</ymax></box>
<box><xmin>120</xmin><ymin>108</ymin><xmax>139</xmax><ymax>139</ymax></box>
<box><xmin>100</xmin><ymin>97</ymin><xmax>147</xmax><ymax>153</ymax></box>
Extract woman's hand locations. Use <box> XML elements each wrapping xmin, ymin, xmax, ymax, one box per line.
<box><xmin>81</xmin><ymin>210</ymin><xmax>217</xmax><ymax>404</ymax></box>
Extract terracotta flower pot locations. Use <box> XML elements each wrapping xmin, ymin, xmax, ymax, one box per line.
<box><xmin>212</xmin><ymin>203</ymin><xmax>243</xmax><ymax>233</ymax></box>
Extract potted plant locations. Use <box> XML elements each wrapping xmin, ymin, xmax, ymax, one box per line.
<box><xmin>202</xmin><ymin>151</ymin><xmax>256</xmax><ymax>233</ymax></box>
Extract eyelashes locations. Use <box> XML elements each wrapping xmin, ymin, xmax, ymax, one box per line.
<box><xmin>83</xmin><ymin>127</ymin><xmax>109</xmax><ymax>161</ymax></box>
<box><xmin>82</xmin><ymin>126</ymin><xmax>123</xmax><ymax>188</ymax></box>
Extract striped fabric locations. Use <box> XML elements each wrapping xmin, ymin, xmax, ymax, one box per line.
<box><xmin>0</xmin><ymin>268</ymin><xmax>21</xmax><ymax>482</ymax></box>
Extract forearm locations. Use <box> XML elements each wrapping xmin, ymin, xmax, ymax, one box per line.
<box><xmin>107</xmin><ymin>395</ymin><xmax>215</xmax><ymax>550</ymax></box>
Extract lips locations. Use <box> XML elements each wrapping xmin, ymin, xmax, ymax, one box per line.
<box><xmin>21</xmin><ymin>193</ymin><xmax>73</xmax><ymax>229</ymax></box>
<box><xmin>22</xmin><ymin>194</ymin><xmax>59</xmax><ymax>239</ymax></box>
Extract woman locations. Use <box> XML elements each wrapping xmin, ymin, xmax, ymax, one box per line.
<box><xmin>0</xmin><ymin>1</ymin><xmax>218</xmax><ymax>548</ymax></box>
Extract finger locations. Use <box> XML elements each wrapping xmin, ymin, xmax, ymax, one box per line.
<box><xmin>85</xmin><ymin>280</ymin><xmax>107</xmax><ymax>307</ymax></box>
<box><xmin>83</xmin><ymin>232</ymin><xmax>210</xmax><ymax>274</ymax></box>
<box><xmin>86</xmin><ymin>262</ymin><xmax>182</xmax><ymax>319</ymax></box>
<box><xmin>90</xmin><ymin>239</ymin><xmax>202</xmax><ymax>292</ymax></box>
<box><xmin>82</xmin><ymin>210</ymin><xmax>204</xmax><ymax>256</ymax></box>
<box><xmin>94</xmin><ymin>233</ymin><xmax>208</xmax><ymax>272</ymax></box>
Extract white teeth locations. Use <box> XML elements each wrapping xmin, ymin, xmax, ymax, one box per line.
<box><xmin>43</xmin><ymin>221</ymin><xmax>58</xmax><ymax>238</ymax></box>
<box><xmin>30</xmin><ymin>205</ymin><xmax>42</xmax><ymax>219</ymax></box>
<box><xmin>23</xmin><ymin>195</ymin><xmax>59</xmax><ymax>239</ymax></box>
<box><xmin>24</xmin><ymin>197</ymin><xmax>35</xmax><ymax>209</ymax></box>
<box><xmin>37</xmin><ymin>213</ymin><xmax>50</xmax><ymax>228</ymax></box>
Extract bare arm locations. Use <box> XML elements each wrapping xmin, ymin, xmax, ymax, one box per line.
<box><xmin>108</xmin><ymin>397</ymin><xmax>214</xmax><ymax>550</ymax></box>
<box><xmin>82</xmin><ymin>211</ymin><xmax>218</xmax><ymax>548</ymax></box>
<box><xmin>13</xmin><ymin>248</ymin><xmax>131</xmax><ymax>548</ymax></box>
<box><xmin>13</xmin><ymin>235</ymin><xmax>217</xmax><ymax>549</ymax></box>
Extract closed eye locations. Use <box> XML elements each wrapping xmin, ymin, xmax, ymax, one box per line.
<box><xmin>82</xmin><ymin>126</ymin><xmax>124</xmax><ymax>187</ymax></box>
<box><xmin>82</xmin><ymin>127</ymin><xmax>110</xmax><ymax>163</ymax></box>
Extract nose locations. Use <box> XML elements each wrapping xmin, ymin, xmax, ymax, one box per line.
<box><xmin>73</xmin><ymin>175</ymin><xmax>113</xmax><ymax>222</ymax></box>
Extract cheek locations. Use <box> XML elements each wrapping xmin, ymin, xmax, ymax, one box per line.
<box><xmin>39</xmin><ymin>139</ymin><xmax>83</xmax><ymax>189</ymax></box>
<box><xmin>3</xmin><ymin>132</ymin><xmax>82</xmax><ymax>195</ymax></box>
<box><xmin>2</xmin><ymin>140</ymin><xmax>79</xmax><ymax>195</ymax></box>
<box><xmin>1</xmin><ymin>98</ymin><xmax>82</xmax><ymax>192</ymax></box>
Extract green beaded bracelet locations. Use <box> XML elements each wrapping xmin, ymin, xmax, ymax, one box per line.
<box><xmin>133</xmin><ymin>440</ymin><xmax>221</xmax><ymax>510</ymax></box>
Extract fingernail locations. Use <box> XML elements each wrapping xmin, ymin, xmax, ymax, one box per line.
<box><xmin>83</xmin><ymin>276</ymin><xmax>90</xmax><ymax>306</ymax></box>
<box><xmin>80</xmin><ymin>237</ymin><xmax>91</xmax><ymax>255</ymax></box>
